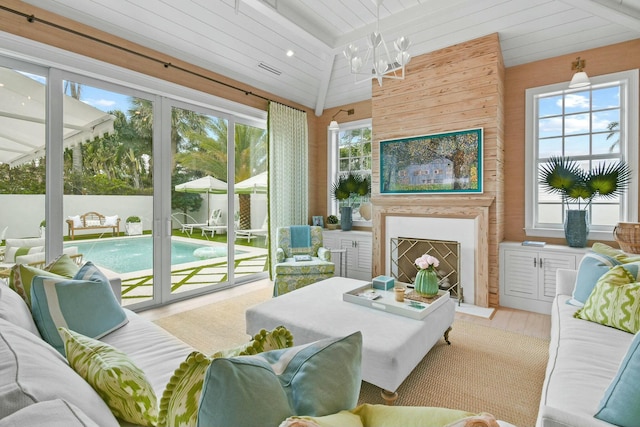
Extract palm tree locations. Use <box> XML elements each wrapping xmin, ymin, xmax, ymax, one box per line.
<box><xmin>607</xmin><ymin>121</ymin><xmax>620</xmax><ymax>152</ymax></box>
<box><xmin>234</xmin><ymin>123</ymin><xmax>267</xmax><ymax>229</ymax></box>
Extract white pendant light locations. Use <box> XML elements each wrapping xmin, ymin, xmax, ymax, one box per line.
<box><xmin>343</xmin><ymin>0</ymin><xmax>411</xmax><ymax>86</ymax></box>
<box><xmin>569</xmin><ymin>57</ymin><xmax>590</xmax><ymax>89</ymax></box>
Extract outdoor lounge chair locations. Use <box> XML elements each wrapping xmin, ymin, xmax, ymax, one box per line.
<box><xmin>235</xmin><ymin>215</ymin><xmax>268</xmax><ymax>243</ymax></box>
<box><xmin>200</xmin><ymin>209</ymin><xmax>227</xmax><ymax>237</ymax></box>
<box><xmin>171</xmin><ymin>213</ymin><xmax>199</xmax><ymax>236</ymax></box>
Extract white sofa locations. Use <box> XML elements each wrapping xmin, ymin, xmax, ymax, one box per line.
<box><xmin>0</xmin><ymin>276</ymin><xmax>193</xmax><ymax>427</ymax></box>
<box><xmin>0</xmin><ymin>272</ymin><xmax>515</xmax><ymax>427</ymax></box>
<box><xmin>536</xmin><ymin>268</ymin><xmax>635</xmax><ymax>427</ymax></box>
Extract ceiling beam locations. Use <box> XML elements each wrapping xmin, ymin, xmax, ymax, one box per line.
<box><xmin>240</xmin><ymin>0</ymin><xmax>333</xmax><ymax>53</ymax></box>
<box><xmin>559</xmin><ymin>0</ymin><xmax>640</xmax><ymax>32</ymax></box>
<box><xmin>314</xmin><ymin>54</ymin><xmax>335</xmax><ymax>117</ymax></box>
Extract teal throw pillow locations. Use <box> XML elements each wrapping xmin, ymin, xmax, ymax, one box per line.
<box><xmin>159</xmin><ymin>326</ymin><xmax>294</xmax><ymax>427</ymax></box>
<box><xmin>570</xmin><ymin>251</ymin><xmax>620</xmax><ymax>306</ymax></box>
<box><xmin>30</xmin><ymin>262</ymin><xmax>127</xmax><ymax>354</ymax></box>
<box><xmin>595</xmin><ymin>332</ymin><xmax>640</xmax><ymax>427</ymax></box>
<box><xmin>197</xmin><ymin>331</ymin><xmax>362</xmax><ymax>427</ymax></box>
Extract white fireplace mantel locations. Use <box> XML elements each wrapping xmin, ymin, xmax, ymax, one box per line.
<box><xmin>371</xmin><ymin>195</ymin><xmax>495</xmax><ymax>308</ymax></box>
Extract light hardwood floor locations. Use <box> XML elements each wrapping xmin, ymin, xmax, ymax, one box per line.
<box><xmin>139</xmin><ymin>278</ymin><xmax>551</xmax><ymax>341</ymax></box>
<box><xmin>456</xmin><ymin>307</ymin><xmax>551</xmax><ymax>340</ymax></box>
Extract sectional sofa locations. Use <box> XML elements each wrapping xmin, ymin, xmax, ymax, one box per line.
<box><xmin>0</xmin><ymin>258</ymin><xmax>514</xmax><ymax>427</ymax></box>
<box><xmin>537</xmin><ymin>244</ymin><xmax>640</xmax><ymax>427</ymax></box>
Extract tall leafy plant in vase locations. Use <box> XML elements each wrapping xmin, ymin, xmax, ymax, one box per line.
<box><xmin>539</xmin><ymin>156</ymin><xmax>631</xmax><ymax>248</ymax></box>
<box><xmin>332</xmin><ymin>172</ymin><xmax>371</xmax><ymax>231</ymax></box>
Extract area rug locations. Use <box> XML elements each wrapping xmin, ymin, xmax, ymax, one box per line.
<box><xmin>154</xmin><ymin>289</ymin><xmax>548</xmax><ymax>427</ymax></box>
<box><xmin>153</xmin><ymin>286</ymin><xmax>272</xmax><ymax>354</ymax></box>
<box><xmin>358</xmin><ymin>321</ymin><xmax>549</xmax><ymax>427</ymax></box>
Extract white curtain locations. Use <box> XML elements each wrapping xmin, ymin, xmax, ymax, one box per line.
<box><xmin>268</xmin><ymin>101</ymin><xmax>309</xmax><ymax>269</ymax></box>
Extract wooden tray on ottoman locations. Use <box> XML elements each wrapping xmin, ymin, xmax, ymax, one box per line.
<box><xmin>343</xmin><ymin>284</ymin><xmax>449</xmax><ymax>320</ymax></box>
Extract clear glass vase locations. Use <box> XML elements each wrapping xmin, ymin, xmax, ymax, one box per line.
<box><xmin>414</xmin><ymin>269</ymin><xmax>439</xmax><ymax>297</ymax></box>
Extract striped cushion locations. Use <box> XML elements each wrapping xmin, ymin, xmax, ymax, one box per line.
<box><xmin>30</xmin><ymin>262</ymin><xmax>127</xmax><ymax>355</ymax></box>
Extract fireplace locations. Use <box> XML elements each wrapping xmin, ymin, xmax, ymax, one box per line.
<box><xmin>390</xmin><ymin>237</ymin><xmax>461</xmax><ymax>302</ymax></box>
<box><xmin>371</xmin><ymin>195</ymin><xmax>495</xmax><ymax>308</ymax></box>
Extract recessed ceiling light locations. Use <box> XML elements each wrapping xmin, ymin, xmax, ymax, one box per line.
<box><xmin>286</xmin><ymin>50</ymin><xmax>294</xmax><ymax>57</ymax></box>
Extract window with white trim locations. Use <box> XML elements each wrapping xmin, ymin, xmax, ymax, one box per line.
<box><xmin>525</xmin><ymin>70</ymin><xmax>639</xmax><ymax>241</ymax></box>
<box><xmin>327</xmin><ymin>118</ymin><xmax>372</xmax><ymax>224</ymax></box>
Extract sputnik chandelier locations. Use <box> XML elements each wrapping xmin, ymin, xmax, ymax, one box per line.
<box><xmin>343</xmin><ymin>0</ymin><xmax>411</xmax><ymax>86</ymax></box>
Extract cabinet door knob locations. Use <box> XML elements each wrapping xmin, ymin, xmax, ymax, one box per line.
<box><xmin>533</xmin><ymin>258</ymin><xmax>537</xmax><ymax>267</ymax></box>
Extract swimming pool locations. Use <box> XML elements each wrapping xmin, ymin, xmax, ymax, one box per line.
<box><xmin>65</xmin><ymin>237</ymin><xmax>230</xmax><ymax>274</ymax></box>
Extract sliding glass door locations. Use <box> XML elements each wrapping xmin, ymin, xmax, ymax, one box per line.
<box><xmin>0</xmin><ymin>55</ymin><xmax>267</xmax><ymax>309</ymax></box>
<box><xmin>166</xmin><ymin>101</ymin><xmax>269</xmax><ymax>302</ymax></box>
<box><xmin>61</xmin><ymin>75</ymin><xmax>156</xmax><ymax>306</ymax></box>
<box><xmin>0</xmin><ymin>60</ymin><xmax>48</xmax><ymax>262</ymax></box>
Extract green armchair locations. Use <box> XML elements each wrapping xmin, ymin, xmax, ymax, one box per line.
<box><xmin>273</xmin><ymin>225</ymin><xmax>335</xmax><ymax>296</ymax></box>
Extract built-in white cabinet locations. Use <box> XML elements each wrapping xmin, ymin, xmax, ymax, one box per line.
<box><xmin>499</xmin><ymin>242</ymin><xmax>587</xmax><ymax>314</ymax></box>
<box><xmin>322</xmin><ymin>230</ymin><xmax>372</xmax><ymax>281</ymax></box>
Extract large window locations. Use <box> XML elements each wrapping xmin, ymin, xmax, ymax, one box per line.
<box><xmin>328</xmin><ymin>119</ymin><xmax>372</xmax><ymax>223</ymax></box>
<box><xmin>0</xmin><ymin>36</ymin><xmax>268</xmax><ymax>310</ymax></box>
<box><xmin>525</xmin><ymin>70</ymin><xmax>639</xmax><ymax>240</ymax></box>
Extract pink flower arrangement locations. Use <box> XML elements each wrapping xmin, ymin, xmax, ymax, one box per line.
<box><xmin>415</xmin><ymin>254</ymin><xmax>439</xmax><ymax>272</ymax></box>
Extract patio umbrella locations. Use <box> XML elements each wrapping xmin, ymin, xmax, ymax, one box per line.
<box><xmin>0</xmin><ymin>67</ymin><xmax>116</xmax><ymax>167</ymax></box>
<box><xmin>174</xmin><ymin>175</ymin><xmax>228</xmax><ymax>221</ymax></box>
<box><xmin>235</xmin><ymin>171</ymin><xmax>267</xmax><ymax>194</ymax></box>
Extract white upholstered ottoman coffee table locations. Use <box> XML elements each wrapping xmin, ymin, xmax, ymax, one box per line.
<box><xmin>245</xmin><ymin>277</ymin><xmax>455</xmax><ymax>402</ymax></box>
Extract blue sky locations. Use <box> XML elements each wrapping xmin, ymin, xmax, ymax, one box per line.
<box><xmin>78</xmin><ymin>84</ymin><xmax>131</xmax><ymax>114</ymax></box>
<box><xmin>21</xmin><ymin>71</ymin><xmax>132</xmax><ymax>115</ymax></box>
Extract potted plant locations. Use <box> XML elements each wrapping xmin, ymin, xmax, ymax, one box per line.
<box><xmin>539</xmin><ymin>156</ymin><xmax>631</xmax><ymax>247</ymax></box>
<box><xmin>39</xmin><ymin>219</ymin><xmax>46</xmax><ymax>237</ymax></box>
<box><xmin>332</xmin><ymin>172</ymin><xmax>371</xmax><ymax>231</ymax></box>
<box><xmin>326</xmin><ymin>215</ymin><xmax>339</xmax><ymax>230</ymax></box>
<box><xmin>125</xmin><ymin>215</ymin><xmax>143</xmax><ymax>236</ymax></box>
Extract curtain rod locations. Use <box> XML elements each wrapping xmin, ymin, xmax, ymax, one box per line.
<box><xmin>0</xmin><ymin>5</ymin><xmax>306</xmax><ymax>113</ymax></box>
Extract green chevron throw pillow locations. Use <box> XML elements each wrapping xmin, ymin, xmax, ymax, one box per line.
<box><xmin>574</xmin><ymin>274</ymin><xmax>640</xmax><ymax>334</ymax></box>
<box><xmin>59</xmin><ymin>328</ymin><xmax>158</xmax><ymax>426</ymax></box>
<box><xmin>597</xmin><ymin>262</ymin><xmax>640</xmax><ymax>285</ymax></box>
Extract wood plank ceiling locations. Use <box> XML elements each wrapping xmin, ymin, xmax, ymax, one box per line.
<box><xmin>20</xmin><ymin>0</ymin><xmax>640</xmax><ymax>115</ymax></box>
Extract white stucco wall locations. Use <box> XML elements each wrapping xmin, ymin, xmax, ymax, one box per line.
<box><xmin>0</xmin><ymin>195</ymin><xmax>153</xmax><ymax>239</ymax></box>
<box><xmin>0</xmin><ymin>193</ymin><xmax>268</xmax><ymax>240</ymax></box>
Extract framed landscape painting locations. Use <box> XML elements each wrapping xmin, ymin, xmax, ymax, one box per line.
<box><xmin>380</xmin><ymin>128</ymin><xmax>483</xmax><ymax>194</ymax></box>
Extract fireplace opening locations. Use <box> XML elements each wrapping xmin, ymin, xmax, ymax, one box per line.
<box><xmin>390</xmin><ymin>237</ymin><xmax>462</xmax><ymax>304</ymax></box>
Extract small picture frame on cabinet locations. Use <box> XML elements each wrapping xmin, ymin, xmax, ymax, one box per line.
<box><xmin>312</xmin><ymin>216</ymin><xmax>324</xmax><ymax>227</ymax></box>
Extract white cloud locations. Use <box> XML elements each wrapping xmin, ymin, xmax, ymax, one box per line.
<box><xmin>561</xmin><ymin>94</ymin><xmax>590</xmax><ymax>109</ymax></box>
<box><xmin>82</xmin><ymin>98</ymin><xmax>116</xmax><ymax>108</ymax></box>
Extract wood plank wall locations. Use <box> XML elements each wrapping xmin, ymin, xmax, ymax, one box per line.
<box><xmin>371</xmin><ymin>34</ymin><xmax>505</xmax><ymax>307</ymax></box>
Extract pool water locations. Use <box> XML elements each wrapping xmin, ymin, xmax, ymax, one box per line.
<box><xmin>65</xmin><ymin>237</ymin><xmax>231</xmax><ymax>274</ymax></box>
